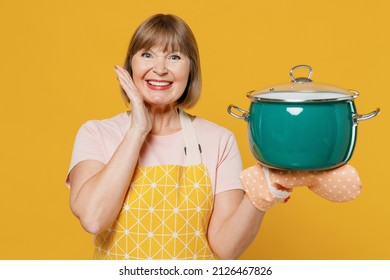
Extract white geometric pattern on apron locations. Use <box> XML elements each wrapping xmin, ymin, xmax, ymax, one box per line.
<box><xmin>94</xmin><ymin>164</ymin><xmax>215</xmax><ymax>260</ymax></box>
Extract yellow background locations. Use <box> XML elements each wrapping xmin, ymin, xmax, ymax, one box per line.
<box><xmin>0</xmin><ymin>0</ymin><xmax>388</xmax><ymax>259</ymax></box>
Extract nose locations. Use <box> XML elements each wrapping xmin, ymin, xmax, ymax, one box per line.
<box><xmin>153</xmin><ymin>57</ymin><xmax>168</xmax><ymax>75</ymax></box>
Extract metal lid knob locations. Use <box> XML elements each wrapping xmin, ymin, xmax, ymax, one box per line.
<box><xmin>290</xmin><ymin>65</ymin><xmax>313</xmax><ymax>83</ymax></box>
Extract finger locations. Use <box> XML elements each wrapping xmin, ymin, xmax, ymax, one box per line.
<box><xmin>114</xmin><ymin>65</ymin><xmax>134</xmax><ymax>86</ymax></box>
<box><xmin>114</xmin><ymin>67</ymin><xmax>133</xmax><ymax>87</ymax></box>
<box><xmin>117</xmin><ymin>77</ymin><xmax>143</xmax><ymax>105</ymax></box>
<box><xmin>115</xmin><ymin>65</ymin><xmax>132</xmax><ymax>80</ymax></box>
<box><xmin>116</xmin><ymin>75</ymin><xmax>133</xmax><ymax>92</ymax></box>
<box><xmin>114</xmin><ymin>67</ymin><xmax>140</xmax><ymax>101</ymax></box>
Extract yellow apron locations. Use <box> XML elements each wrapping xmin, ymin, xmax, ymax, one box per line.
<box><xmin>93</xmin><ymin>110</ymin><xmax>216</xmax><ymax>260</ymax></box>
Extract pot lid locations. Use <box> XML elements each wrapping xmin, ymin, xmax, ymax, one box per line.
<box><xmin>248</xmin><ymin>65</ymin><xmax>358</xmax><ymax>103</ymax></box>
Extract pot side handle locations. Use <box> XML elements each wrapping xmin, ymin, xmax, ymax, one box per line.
<box><xmin>354</xmin><ymin>108</ymin><xmax>380</xmax><ymax>124</ymax></box>
<box><xmin>348</xmin><ymin>89</ymin><xmax>360</xmax><ymax>99</ymax></box>
<box><xmin>227</xmin><ymin>104</ymin><xmax>249</xmax><ymax>122</ymax></box>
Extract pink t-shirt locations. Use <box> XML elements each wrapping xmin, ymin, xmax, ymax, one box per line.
<box><xmin>66</xmin><ymin>112</ymin><xmax>243</xmax><ymax>194</ymax></box>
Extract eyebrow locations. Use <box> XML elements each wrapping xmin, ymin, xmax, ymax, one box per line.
<box><xmin>142</xmin><ymin>48</ymin><xmax>182</xmax><ymax>56</ymax></box>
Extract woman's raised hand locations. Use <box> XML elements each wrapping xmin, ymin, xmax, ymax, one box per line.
<box><xmin>114</xmin><ymin>65</ymin><xmax>152</xmax><ymax>136</ymax></box>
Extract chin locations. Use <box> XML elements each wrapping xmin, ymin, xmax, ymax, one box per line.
<box><xmin>145</xmin><ymin>99</ymin><xmax>176</xmax><ymax>108</ymax></box>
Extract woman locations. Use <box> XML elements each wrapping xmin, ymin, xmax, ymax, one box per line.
<box><xmin>66</xmin><ymin>14</ymin><xmax>362</xmax><ymax>260</ymax></box>
<box><xmin>67</xmin><ymin>14</ymin><xmax>263</xmax><ymax>260</ymax></box>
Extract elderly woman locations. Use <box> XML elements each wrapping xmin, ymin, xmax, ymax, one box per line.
<box><xmin>66</xmin><ymin>14</ymin><xmax>362</xmax><ymax>260</ymax></box>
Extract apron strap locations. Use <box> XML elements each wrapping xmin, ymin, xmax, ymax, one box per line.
<box><xmin>179</xmin><ymin>109</ymin><xmax>202</xmax><ymax>165</ymax></box>
<box><xmin>124</xmin><ymin>109</ymin><xmax>202</xmax><ymax>165</ymax></box>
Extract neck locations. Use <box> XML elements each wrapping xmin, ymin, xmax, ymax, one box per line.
<box><xmin>148</xmin><ymin>105</ymin><xmax>182</xmax><ymax>136</ymax></box>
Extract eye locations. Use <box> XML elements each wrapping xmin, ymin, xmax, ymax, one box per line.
<box><xmin>168</xmin><ymin>54</ymin><xmax>181</xmax><ymax>60</ymax></box>
<box><xmin>141</xmin><ymin>52</ymin><xmax>152</xmax><ymax>58</ymax></box>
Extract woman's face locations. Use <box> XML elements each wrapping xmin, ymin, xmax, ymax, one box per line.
<box><xmin>131</xmin><ymin>46</ymin><xmax>191</xmax><ymax>108</ymax></box>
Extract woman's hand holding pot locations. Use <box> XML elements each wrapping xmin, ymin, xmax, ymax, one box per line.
<box><xmin>307</xmin><ymin>164</ymin><xmax>362</xmax><ymax>202</ymax></box>
<box><xmin>240</xmin><ymin>165</ymin><xmax>292</xmax><ymax>212</ymax></box>
<box><xmin>268</xmin><ymin>164</ymin><xmax>362</xmax><ymax>202</ymax></box>
<box><xmin>240</xmin><ymin>164</ymin><xmax>362</xmax><ymax>212</ymax></box>
<box><xmin>115</xmin><ymin>65</ymin><xmax>152</xmax><ymax>136</ymax></box>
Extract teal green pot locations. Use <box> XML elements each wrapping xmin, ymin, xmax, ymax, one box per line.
<box><xmin>228</xmin><ymin>65</ymin><xmax>380</xmax><ymax>170</ymax></box>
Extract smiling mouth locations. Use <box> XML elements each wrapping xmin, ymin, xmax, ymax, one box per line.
<box><xmin>146</xmin><ymin>80</ymin><xmax>173</xmax><ymax>90</ymax></box>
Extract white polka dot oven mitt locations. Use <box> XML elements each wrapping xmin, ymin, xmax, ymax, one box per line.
<box><xmin>240</xmin><ymin>164</ymin><xmax>362</xmax><ymax>212</ymax></box>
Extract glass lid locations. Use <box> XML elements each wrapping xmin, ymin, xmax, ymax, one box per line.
<box><xmin>247</xmin><ymin>65</ymin><xmax>358</xmax><ymax>103</ymax></box>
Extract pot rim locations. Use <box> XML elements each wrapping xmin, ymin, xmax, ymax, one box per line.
<box><xmin>247</xmin><ymin>65</ymin><xmax>358</xmax><ymax>103</ymax></box>
<box><xmin>247</xmin><ymin>89</ymin><xmax>358</xmax><ymax>103</ymax></box>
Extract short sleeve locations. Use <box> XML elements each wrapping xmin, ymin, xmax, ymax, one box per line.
<box><xmin>65</xmin><ymin>121</ymin><xmax>106</xmax><ymax>186</ymax></box>
<box><xmin>214</xmin><ymin>134</ymin><xmax>243</xmax><ymax>194</ymax></box>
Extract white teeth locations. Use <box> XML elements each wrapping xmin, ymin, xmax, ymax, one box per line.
<box><xmin>148</xmin><ymin>81</ymin><xmax>171</xmax><ymax>86</ymax></box>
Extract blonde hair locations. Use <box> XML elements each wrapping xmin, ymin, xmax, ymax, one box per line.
<box><xmin>122</xmin><ymin>14</ymin><xmax>201</xmax><ymax>109</ymax></box>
